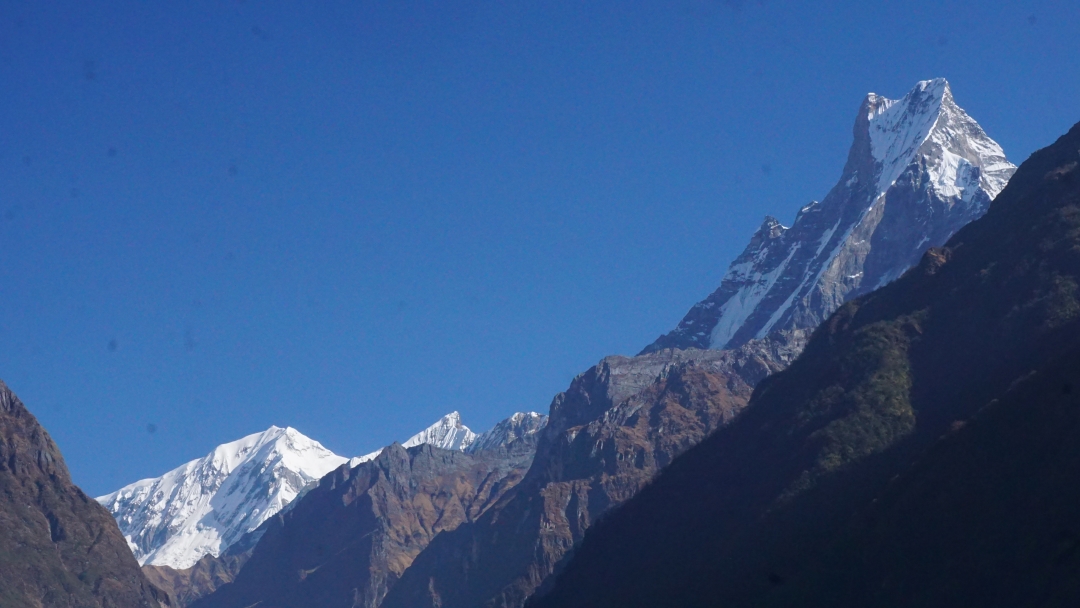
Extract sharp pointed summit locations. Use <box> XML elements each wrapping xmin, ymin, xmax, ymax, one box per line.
<box><xmin>644</xmin><ymin>78</ymin><xmax>1015</xmax><ymax>353</ymax></box>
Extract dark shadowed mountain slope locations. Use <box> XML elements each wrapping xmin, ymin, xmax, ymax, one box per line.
<box><xmin>380</xmin><ymin>334</ymin><xmax>806</xmax><ymax>608</ymax></box>
<box><xmin>193</xmin><ymin>436</ymin><xmax>541</xmax><ymax>608</ymax></box>
<box><xmin>0</xmin><ymin>381</ymin><xmax>166</xmax><ymax>608</ymax></box>
<box><xmin>644</xmin><ymin>79</ymin><xmax>1014</xmax><ymax>353</ymax></box>
<box><xmin>530</xmin><ymin>121</ymin><xmax>1080</xmax><ymax>608</ymax></box>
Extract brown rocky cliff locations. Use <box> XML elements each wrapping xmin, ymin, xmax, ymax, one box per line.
<box><xmin>380</xmin><ymin>331</ymin><xmax>807</xmax><ymax>608</ymax></box>
<box><xmin>0</xmin><ymin>380</ymin><xmax>167</xmax><ymax>608</ymax></box>
<box><xmin>140</xmin><ymin>552</ymin><xmax>248</xmax><ymax>608</ymax></box>
<box><xmin>192</xmin><ymin>436</ymin><xmax>538</xmax><ymax>608</ymax></box>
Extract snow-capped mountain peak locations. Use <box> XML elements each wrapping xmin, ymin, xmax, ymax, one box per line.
<box><xmin>644</xmin><ymin>78</ymin><xmax>1015</xmax><ymax>353</ymax></box>
<box><xmin>353</xmin><ymin>411</ymin><xmax>549</xmax><ymax>463</ymax></box>
<box><xmin>97</xmin><ymin>426</ymin><xmax>348</xmax><ymax>569</ymax></box>
<box><xmin>403</xmin><ymin>411</ymin><xmax>478</xmax><ymax>451</ymax></box>
<box><xmin>466</xmin><ymin>412</ymin><xmax>548</xmax><ymax>453</ymax></box>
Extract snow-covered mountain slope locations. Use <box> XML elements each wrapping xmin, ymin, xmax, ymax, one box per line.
<box><xmin>466</xmin><ymin>412</ymin><xmax>548</xmax><ymax>453</ymax></box>
<box><xmin>97</xmin><ymin>427</ymin><xmax>347</xmax><ymax>569</ymax></box>
<box><xmin>644</xmin><ymin>78</ymin><xmax>1015</xmax><ymax>353</ymax></box>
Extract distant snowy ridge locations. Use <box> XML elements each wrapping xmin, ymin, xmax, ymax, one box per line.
<box><xmin>352</xmin><ymin>410</ymin><xmax>548</xmax><ymax>462</ymax></box>
<box><xmin>644</xmin><ymin>78</ymin><xmax>1015</xmax><ymax>353</ymax></box>
<box><xmin>97</xmin><ymin>426</ymin><xmax>347</xmax><ymax>569</ymax></box>
<box><xmin>100</xmin><ymin>412</ymin><xmax>549</xmax><ymax>569</ymax></box>
<box><xmin>466</xmin><ymin>411</ymin><xmax>548</xmax><ymax>453</ymax></box>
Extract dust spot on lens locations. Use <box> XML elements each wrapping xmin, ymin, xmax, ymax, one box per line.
<box><xmin>146</xmin><ymin>423</ymin><xmax>158</xmax><ymax>434</ymax></box>
<box><xmin>108</xmin><ymin>339</ymin><xmax>118</xmax><ymax>352</ymax></box>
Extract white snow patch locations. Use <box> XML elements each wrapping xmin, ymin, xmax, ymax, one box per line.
<box><xmin>709</xmin><ymin>243</ymin><xmax>801</xmax><ymax>349</ymax></box>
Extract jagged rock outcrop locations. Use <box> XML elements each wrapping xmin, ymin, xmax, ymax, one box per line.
<box><xmin>380</xmin><ymin>330</ymin><xmax>807</xmax><ymax>608</ymax></box>
<box><xmin>192</xmin><ymin>433</ymin><xmax>543</xmax><ymax>608</ymax></box>
<box><xmin>645</xmin><ymin>78</ymin><xmax>1015</xmax><ymax>353</ymax></box>
<box><xmin>0</xmin><ymin>380</ymin><xmax>166</xmax><ymax>607</ymax></box>
<box><xmin>529</xmin><ymin>120</ymin><xmax>1080</xmax><ymax>607</ymax></box>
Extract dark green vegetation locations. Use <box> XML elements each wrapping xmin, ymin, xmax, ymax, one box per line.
<box><xmin>0</xmin><ymin>381</ymin><xmax>166</xmax><ymax>608</ymax></box>
<box><xmin>530</xmin><ymin>122</ymin><xmax>1080</xmax><ymax>608</ymax></box>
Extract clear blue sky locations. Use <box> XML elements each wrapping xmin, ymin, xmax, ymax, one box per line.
<box><xmin>1</xmin><ymin>0</ymin><xmax>1076</xmax><ymax>497</ymax></box>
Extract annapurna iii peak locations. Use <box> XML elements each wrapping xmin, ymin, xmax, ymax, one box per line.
<box><xmin>644</xmin><ymin>78</ymin><xmax>1015</xmax><ymax>354</ymax></box>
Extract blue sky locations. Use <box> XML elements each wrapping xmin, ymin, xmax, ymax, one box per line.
<box><xmin>1</xmin><ymin>0</ymin><xmax>1077</xmax><ymax>496</ymax></box>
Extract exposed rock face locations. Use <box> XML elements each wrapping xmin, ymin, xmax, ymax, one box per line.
<box><xmin>380</xmin><ymin>330</ymin><xmax>808</xmax><ymax>608</ymax></box>
<box><xmin>530</xmin><ymin>121</ymin><xmax>1080</xmax><ymax>607</ymax></box>
<box><xmin>141</xmin><ymin>553</ymin><xmax>248</xmax><ymax>608</ymax></box>
<box><xmin>193</xmin><ymin>434</ymin><xmax>542</xmax><ymax>608</ymax></box>
<box><xmin>0</xmin><ymin>380</ymin><xmax>166</xmax><ymax>607</ymax></box>
<box><xmin>645</xmin><ymin>79</ymin><xmax>1015</xmax><ymax>353</ymax></box>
